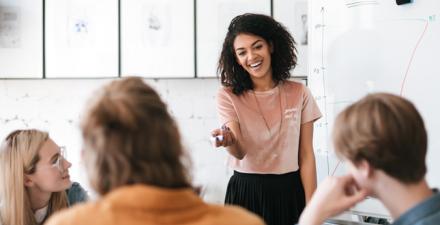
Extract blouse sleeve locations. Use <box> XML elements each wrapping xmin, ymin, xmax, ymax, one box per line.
<box><xmin>217</xmin><ymin>88</ymin><xmax>239</xmax><ymax>125</ymax></box>
<box><xmin>301</xmin><ymin>86</ymin><xmax>322</xmax><ymax>124</ymax></box>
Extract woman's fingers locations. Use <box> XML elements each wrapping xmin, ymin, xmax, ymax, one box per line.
<box><xmin>211</xmin><ymin>128</ymin><xmax>221</xmax><ymax>136</ymax></box>
<box><xmin>210</xmin><ymin>129</ymin><xmax>222</xmax><ymax>147</ymax></box>
<box><xmin>211</xmin><ymin>126</ymin><xmax>236</xmax><ymax>147</ymax></box>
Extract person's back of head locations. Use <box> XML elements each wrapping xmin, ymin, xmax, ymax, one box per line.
<box><xmin>0</xmin><ymin>129</ymin><xmax>68</xmax><ymax>225</ymax></box>
<box><xmin>299</xmin><ymin>93</ymin><xmax>434</xmax><ymax>225</ymax></box>
<box><xmin>81</xmin><ymin>77</ymin><xmax>192</xmax><ymax>196</ymax></box>
<box><xmin>332</xmin><ymin>92</ymin><xmax>427</xmax><ymax>184</ymax></box>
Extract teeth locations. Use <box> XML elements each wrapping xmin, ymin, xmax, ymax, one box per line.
<box><xmin>250</xmin><ymin>61</ymin><xmax>262</xmax><ymax>68</ymax></box>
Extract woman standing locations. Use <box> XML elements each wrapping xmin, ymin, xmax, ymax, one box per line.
<box><xmin>0</xmin><ymin>129</ymin><xmax>87</xmax><ymax>225</ymax></box>
<box><xmin>211</xmin><ymin>13</ymin><xmax>322</xmax><ymax>225</ymax></box>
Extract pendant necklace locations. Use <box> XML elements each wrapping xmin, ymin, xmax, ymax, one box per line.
<box><xmin>252</xmin><ymin>85</ymin><xmax>284</xmax><ymax>138</ymax></box>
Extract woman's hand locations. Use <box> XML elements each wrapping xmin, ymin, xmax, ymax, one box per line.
<box><xmin>211</xmin><ymin>125</ymin><xmax>236</xmax><ymax>147</ymax></box>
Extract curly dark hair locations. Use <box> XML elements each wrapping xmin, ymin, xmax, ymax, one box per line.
<box><xmin>218</xmin><ymin>13</ymin><xmax>297</xmax><ymax>95</ymax></box>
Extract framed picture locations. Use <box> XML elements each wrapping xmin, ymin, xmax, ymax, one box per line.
<box><xmin>273</xmin><ymin>0</ymin><xmax>309</xmax><ymax>76</ymax></box>
<box><xmin>0</xmin><ymin>0</ymin><xmax>43</xmax><ymax>78</ymax></box>
<box><xmin>45</xmin><ymin>0</ymin><xmax>119</xmax><ymax>78</ymax></box>
<box><xmin>121</xmin><ymin>0</ymin><xmax>194</xmax><ymax>78</ymax></box>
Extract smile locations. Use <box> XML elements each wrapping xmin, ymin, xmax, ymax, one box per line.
<box><xmin>249</xmin><ymin>61</ymin><xmax>262</xmax><ymax>68</ymax></box>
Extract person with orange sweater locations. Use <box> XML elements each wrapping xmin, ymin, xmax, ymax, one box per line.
<box><xmin>45</xmin><ymin>77</ymin><xmax>265</xmax><ymax>225</ymax></box>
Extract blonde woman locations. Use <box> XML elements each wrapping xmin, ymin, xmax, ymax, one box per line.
<box><xmin>0</xmin><ymin>129</ymin><xmax>87</xmax><ymax>225</ymax></box>
<box><xmin>45</xmin><ymin>77</ymin><xmax>264</xmax><ymax>225</ymax></box>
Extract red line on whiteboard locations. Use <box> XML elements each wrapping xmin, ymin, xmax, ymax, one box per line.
<box><xmin>400</xmin><ymin>21</ymin><xmax>429</xmax><ymax>96</ymax></box>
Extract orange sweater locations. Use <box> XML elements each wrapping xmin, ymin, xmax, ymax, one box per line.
<box><xmin>45</xmin><ymin>185</ymin><xmax>265</xmax><ymax>225</ymax></box>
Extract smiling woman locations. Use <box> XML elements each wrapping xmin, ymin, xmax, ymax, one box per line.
<box><xmin>211</xmin><ymin>13</ymin><xmax>322</xmax><ymax>225</ymax></box>
<box><xmin>0</xmin><ymin>129</ymin><xmax>88</xmax><ymax>225</ymax></box>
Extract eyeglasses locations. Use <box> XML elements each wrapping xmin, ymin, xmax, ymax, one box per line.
<box><xmin>51</xmin><ymin>146</ymin><xmax>67</xmax><ymax>172</ymax></box>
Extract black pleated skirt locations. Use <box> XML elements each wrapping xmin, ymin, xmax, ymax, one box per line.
<box><xmin>225</xmin><ymin>170</ymin><xmax>305</xmax><ymax>225</ymax></box>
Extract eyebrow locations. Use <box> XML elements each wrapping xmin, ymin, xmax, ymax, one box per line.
<box><xmin>235</xmin><ymin>40</ymin><xmax>263</xmax><ymax>52</ymax></box>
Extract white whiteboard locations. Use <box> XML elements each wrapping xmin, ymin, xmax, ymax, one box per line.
<box><xmin>121</xmin><ymin>0</ymin><xmax>194</xmax><ymax>78</ymax></box>
<box><xmin>0</xmin><ymin>0</ymin><xmax>42</xmax><ymax>78</ymax></box>
<box><xmin>45</xmin><ymin>0</ymin><xmax>118</xmax><ymax>78</ymax></box>
<box><xmin>196</xmin><ymin>0</ymin><xmax>271</xmax><ymax>78</ymax></box>
<box><xmin>273</xmin><ymin>0</ymin><xmax>309</xmax><ymax>76</ymax></box>
<box><xmin>310</xmin><ymin>0</ymin><xmax>440</xmax><ymax>218</ymax></box>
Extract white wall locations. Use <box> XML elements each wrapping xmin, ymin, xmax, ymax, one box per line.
<box><xmin>0</xmin><ymin>78</ymin><xmax>231</xmax><ymax>203</ymax></box>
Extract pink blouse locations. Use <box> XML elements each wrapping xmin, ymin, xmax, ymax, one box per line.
<box><xmin>217</xmin><ymin>80</ymin><xmax>322</xmax><ymax>174</ymax></box>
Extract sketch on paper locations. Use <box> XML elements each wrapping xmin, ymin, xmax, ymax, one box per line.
<box><xmin>0</xmin><ymin>7</ymin><xmax>21</xmax><ymax>48</ymax></box>
<box><xmin>66</xmin><ymin>4</ymin><xmax>94</xmax><ymax>48</ymax></box>
<box><xmin>142</xmin><ymin>3</ymin><xmax>171</xmax><ymax>47</ymax></box>
<box><xmin>294</xmin><ymin>1</ymin><xmax>308</xmax><ymax>45</ymax></box>
<box><xmin>148</xmin><ymin>13</ymin><xmax>161</xmax><ymax>30</ymax></box>
<box><xmin>73</xmin><ymin>19</ymin><xmax>88</xmax><ymax>33</ymax></box>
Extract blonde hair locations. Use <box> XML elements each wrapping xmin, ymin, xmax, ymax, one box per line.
<box><xmin>81</xmin><ymin>77</ymin><xmax>192</xmax><ymax>195</ymax></box>
<box><xmin>0</xmin><ymin>129</ymin><xmax>68</xmax><ymax>225</ymax></box>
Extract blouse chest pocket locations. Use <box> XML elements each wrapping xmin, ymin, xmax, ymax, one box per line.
<box><xmin>284</xmin><ymin>107</ymin><xmax>299</xmax><ymax>127</ymax></box>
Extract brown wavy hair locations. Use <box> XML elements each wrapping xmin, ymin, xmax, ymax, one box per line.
<box><xmin>81</xmin><ymin>77</ymin><xmax>192</xmax><ymax>195</ymax></box>
<box><xmin>333</xmin><ymin>93</ymin><xmax>427</xmax><ymax>183</ymax></box>
<box><xmin>218</xmin><ymin>13</ymin><xmax>297</xmax><ymax>95</ymax></box>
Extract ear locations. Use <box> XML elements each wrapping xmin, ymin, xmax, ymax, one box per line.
<box><xmin>24</xmin><ymin>174</ymin><xmax>35</xmax><ymax>187</ymax></box>
<box><xmin>356</xmin><ymin>160</ymin><xmax>374</xmax><ymax>180</ymax></box>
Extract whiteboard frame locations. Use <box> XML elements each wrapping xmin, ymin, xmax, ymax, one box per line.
<box><xmin>309</xmin><ymin>0</ymin><xmax>440</xmax><ymax>219</ymax></box>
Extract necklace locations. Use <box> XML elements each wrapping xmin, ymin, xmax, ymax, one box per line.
<box><xmin>252</xmin><ymin>85</ymin><xmax>284</xmax><ymax>138</ymax></box>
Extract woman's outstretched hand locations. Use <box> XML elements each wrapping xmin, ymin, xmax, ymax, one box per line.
<box><xmin>211</xmin><ymin>125</ymin><xmax>236</xmax><ymax>147</ymax></box>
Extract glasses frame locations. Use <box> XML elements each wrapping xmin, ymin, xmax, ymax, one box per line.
<box><xmin>51</xmin><ymin>146</ymin><xmax>67</xmax><ymax>172</ymax></box>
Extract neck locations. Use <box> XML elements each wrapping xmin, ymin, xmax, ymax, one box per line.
<box><xmin>27</xmin><ymin>187</ymin><xmax>52</xmax><ymax>212</ymax></box>
<box><xmin>374</xmin><ymin>176</ymin><xmax>433</xmax><ymax>219</ymax></box>
<box><xmin>251</xmin><ymin>73</ymin><xmax>275</xmax><ymax>92</ymax></box>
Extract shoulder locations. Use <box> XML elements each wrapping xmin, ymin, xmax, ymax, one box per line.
<box><xmin>218</xmin><ymin>86</ymin><xmax>235</xmax><ymax>97</ymax></box>
<box><xmin>217</xmin><ymin>86</ymin><xmax>243</xmax><ymax>103</ymax></box>
<box><xmin>66</xmin><ymin>182</ymin><xmax>88</xmax><ymax>206</ymax></box>
<box><xmin>282</xmin><ymin>80</ymin><xmax>312</xmax><ymax>100</ymax></box>
<box><xmin>282</xmin><ymin>80</ymin><xmax>306</xmax><ymax>92</ymax></box>
<box><xmin>206</xmin><ymin>204</ymin><xmax>265</xmax><ymax>225</ymax></box>
<box><xmin>417</xmin><ymin>191</ymin><xmax>440</xmax><ymax>224</ymax></box>
<box><xmin>45</xmin><ymin>202</ymin><xmax>99</xmax><ymax>225</ymax></box>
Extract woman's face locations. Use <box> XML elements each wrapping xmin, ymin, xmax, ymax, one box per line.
<box><xmin>233</xmin><ymin>33</ymin><xmax>273</xmax><ymax>81</ymax></box>
<box><xmin>26</xmin><ymin>138</ymin><xmax>72</xmax><ymax>193</ymax></box>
